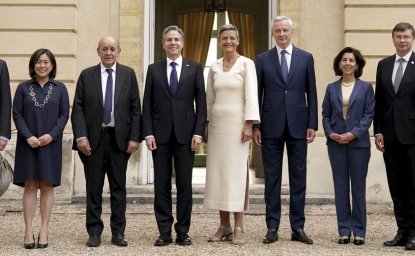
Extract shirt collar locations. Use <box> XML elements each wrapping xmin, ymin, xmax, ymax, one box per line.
<box><xmin>167</xmin><ymin>56</ymin><xmax>183</xmax><ymax>67</ymax></box>
<box><xmin>100</xmin><ymin>63</ymin><xmax>117</xmax><ymax>73</ymax></box>
<box><xmin>395</xmin><ymin>52</ymin><xmax>412</xmax><ymax>63</ymax></box>
<box><xmin>276</xmin><ymin>44</ymin><xmax>293</xmax><ymax>55</ymax></box>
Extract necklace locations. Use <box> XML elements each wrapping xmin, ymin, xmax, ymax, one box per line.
<box><xmin>341</xmin><ymin>81</ymin><xmax>355</xmax><ymax>87</ymax></box>
<box><xmin>29</xmin><ymin>83</ymin><xmax>53</xmax><ymax>108</ymax></box>
<box><xmin>223</xmin><ymin>55</ymin><xmax>239</xmax><ymax>68</ymax></box>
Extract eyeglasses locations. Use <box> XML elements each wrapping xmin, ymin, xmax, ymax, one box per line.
<box><xmin>393</xmin><ymin>35</ymin><xmax>414</xmax><ymax>41</ymax></box>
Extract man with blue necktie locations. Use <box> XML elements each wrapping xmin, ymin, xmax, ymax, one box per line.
<box><xmin>253</xmin><ymin>16</ymin><xmax>318</xmax><ymax>245</ymax></box>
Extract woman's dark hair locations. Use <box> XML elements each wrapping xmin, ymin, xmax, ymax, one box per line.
<box><xmin>333</xmin><ymin>47</ymin><xmax>366</xmax><ymax>78</ymax></box>
<box><xmin>29</xmin><ymin>48</ymin><xmax>57</xmax><ymax>79</ymax></box>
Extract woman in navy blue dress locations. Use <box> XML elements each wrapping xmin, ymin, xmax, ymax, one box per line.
<box><xmin>13</xmin><ymin>49</ymin><xmax>69</xmax><ymax>249</ymax></box>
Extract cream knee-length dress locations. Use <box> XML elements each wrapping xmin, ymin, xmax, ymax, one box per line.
<box><xmin>203</xmin><ymin>56</ymin><xmax>260</xmax><ymax>212</ymax></box>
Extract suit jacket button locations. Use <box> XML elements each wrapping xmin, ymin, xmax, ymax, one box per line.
<box><xmin>285</xmin><ymin>90</ymin><xmax>287</xmax><ymax>93</ymax></box>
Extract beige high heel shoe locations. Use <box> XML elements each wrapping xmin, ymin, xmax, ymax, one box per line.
<box><xmin>208</xmin><ymin>225</ymin><xmax>233</xmax><ymax>242</ymax></box>
<box><xmin>233</xmin><ymin>226</ymin><xmax>245</xmax><ymax>245</ymax></box>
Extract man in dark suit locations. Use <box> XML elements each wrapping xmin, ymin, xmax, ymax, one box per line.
<box><xmin>374</xmin><ymin>22</ymin><xmax>415</xmax><ymax>250</ymax></box>
<box><xmin>0</xmin><ymin>59</ymin><xmax>11</xmax><ymax>151</ymax></box>
<box><xmin>71</xmin><ymin>36</ymin><xmax>141</xmax><ymax>247</ymax></box>
<box><xmin>253</xmin><ymin>16</ymin><xmax>318</xmax><ymax>245</ymax></box>
<box><xmin>142</xmin><ymin>25</ymin><xmax>206</xmax><ymax>246</ymax></box>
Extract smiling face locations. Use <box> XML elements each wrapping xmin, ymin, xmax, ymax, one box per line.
<box><xmin>339</xmin><ymin>52</ymin><xmax>357</xmax><ymax>77</ymax></box>
<box><xmin>272</xmin><ymin>19</ymin><xmax>293</xmax><ymax>49</ymax></box>
<box><xmin>163</xmin><ymin>30</ymin><xmax>183</xmax><ymax>60</ymax></box>
<box><xmin>97</xmin><ymin>36</ymin><xmax>121</xmax><ymax>68</ymax></box>
<box><xmin>34</xmin><ymin>53</ymin><xmax>53</xmax><ymax>80</ymax></box>
<box><xmin>219</xmin><ymin>29</ymin><xmax>239</xmax><ymax>54</ymax></box>
<box><xmin>393</xmin><ymin>29</ymin><xmax>415</xmax><ymax>56</ymax></box>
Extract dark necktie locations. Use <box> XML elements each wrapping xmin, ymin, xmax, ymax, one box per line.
<box><xmin>103</xmin><ymin>68</ymin><xmax>113</xmax><ymax>125</ymax></box>
<box><xmin>280</xmin><ymin>49</ymin><xmax>288</xmax><ymax>83</ymax></box>
<box><xmin>394</xmin><ymin>58</ymin><xmax>404</xmax><ymax>93</ymax></box>
<box><xmin>170</xmin><ymin>62</ymin><xmax>178</xmax><ymax>95</ymax></box>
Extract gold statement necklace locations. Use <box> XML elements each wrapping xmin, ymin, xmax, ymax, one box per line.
<box><xmin>341</xmin><ymin>81</ymin><xmax>355</xmax><ymax>87</ymax></box>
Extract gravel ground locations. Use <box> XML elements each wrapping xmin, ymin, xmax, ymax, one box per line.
<box><xmin>0</xmin><ymin>201</ymin><xmax>413</xmax><ymax>256</ymax></box>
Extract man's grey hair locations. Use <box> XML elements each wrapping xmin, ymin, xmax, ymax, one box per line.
<box><xmin>162</xmin><ymin>25</ymin><xmax>185</xmax><ymax>42</ymax></box>
<box><xmin>272</xmin><ymin>16</ymin><xmax>293</xmax><ymax>29</ymax></box>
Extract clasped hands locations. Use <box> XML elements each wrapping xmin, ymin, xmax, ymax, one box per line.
<box><xmin>27</xmin><ymin>134</ymin><xmax>53</xmax><ymax>148</ymax></box>
<box><xmin>329</xmin><ymin>132</ymin><xmax>356</xmax><ymax>144</ymax></box>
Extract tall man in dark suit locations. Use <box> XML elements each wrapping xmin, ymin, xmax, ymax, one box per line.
<box><xmin>374</xmin><ymin>22</ymin><xmax>415</xmax><ymax>250</ymax></box>
<box><xmin>142</xmin><ymin>25</ymin><xmax>206</xmax><ymax>246</ymax></box>
<box><xmin>71</xmin><ymin>36</ymin><xmax>141</xmax><ymax>247</ymax></box>
<box><xmin>0</xmin><ymin>59</ymin><xmax>11</xmax><ymax>151</ymax></box>
<box><xmin>253</xmin><ymin>16</ymin><xmax>318</xmax><ymax>245</ymax></box>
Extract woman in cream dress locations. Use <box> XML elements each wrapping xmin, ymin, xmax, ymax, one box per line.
<box><xmin>204</xmin><ymin>24</ymin><xmax>260</xmax><ymax>244</ymax></box>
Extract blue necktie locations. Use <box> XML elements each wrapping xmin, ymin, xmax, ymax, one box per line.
<box><xmin>280</xmin><ymin>50</ymin><xmax>288</xmax><ymax>83</ymax></box>
<box><xmin>170</xmin><ymin>62</ymin><xmax>178</xmax><ymax>95</ymax></box>
<box><xmin>103</xmin><ymin>68</ymin><xmax>113</xmax><ymax>125</ymax></box>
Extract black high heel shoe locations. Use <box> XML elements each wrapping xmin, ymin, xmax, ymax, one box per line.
<box><xmin>37</xmin><ymin>235</ymin><xmax>48</xmax><ymax>249</ymax></box>
<box><xmin>24</xmin><ymin>234</ymin><xmax>36</xmax><ymax>249</ymax></box>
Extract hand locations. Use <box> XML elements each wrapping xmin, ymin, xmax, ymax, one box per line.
<box><xmin>27</xmin><ymin>136</ymin><xmax>41</xmax><ymax>148</ymax></box>
<box><xmin>306</xmin><ymin>128</ymin><xmax>316</xmax><ymax>143</ymax></box>
<box><xmin>191</xmin><ymin>136</ymin><xmax>203</xmax><ymax>151</ymax></box>
<box><xmin>375</xmin><ymin>134</ymin><xmax>385</xmax><ymax>152</ymax></box>
<box><xmin>338</xmin><ymin>132</ymin><xmax>356</xmax><ymax>144</ymax></box>
<box><xmin>77</xmin><ymin>138</ymin><xmax>92</xmax><ymax>156</ymax></box>
<box><xmin>0</xmin><ymin>139</ymin><xmax>7</xmax><ymax>151</ymax></box>
<box><xmin>241</xmin><ymin>122</ymin><xmax>253</xmax><ymax>143</ymax></box>
<box><xmin>38</xmin><ymin>134</ymin><xmax>53</xmax><ymax>147</ymax></box>
<box><xmin>125</xmin><ymin>140</ymin><xmax>139</xmax><ymax>154</ymax></box>
<box><xmin>145</xmin><ymin>137</ymin><xmax>157</xmax><ymax>151</ymax></box>
<box><xmin>253</xmin><ymin>128</ymin><xmax>262</xmax><ymax>146</ymax></box>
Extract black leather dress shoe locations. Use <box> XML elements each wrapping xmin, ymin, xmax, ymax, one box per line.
<box><xmin>383</xmin><ymin>233</ymin><xmax>407</xmax><ymax>247</ymax></box>
<box><xmin>291</xmin><ymin>229</ymin><xmax>313</xmax><ymax>244</ymax></box>
<box><xmin>176</xmin><ymin>233</ymin><xmax>192</xmax><ymax>246</ymax></box>
<box><xmin>353</xmin><ymin>239</ymin><xmax>365</xmax><ymax>246</ymax></box>
<box><xmin>111</xmin><ymin>233</ymin><xmax>128</xmax><ymax>246</ymax></box>
<box><xmin>405</xmin><ymin>237</ymin><xmax>415</xmax><ymax>250</ymax></box>
<box><xmin>154</xmin><ymin>235</ymin><xmax>173</xmax><ymax>246</ymax></box>
<box><xmin>338</xmin><ymin>237</ymin><xmax>350</xmax><ymax>244</ymax></box>
<box><xmin>86</xmin><ymin>235</ymin><xmax>101</xmax><ymax>247</ymax></box>
<box><xmin>263</xmin><ymin>229</ymin><xmax>278</xmax><ymax>244</ymax></box>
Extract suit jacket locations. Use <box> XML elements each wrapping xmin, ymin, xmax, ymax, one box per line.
<box><xmin>322</xmin><ymin>78</ymin><xmax>375</xmax><ymax>148</ymax></box>
<box><xmin>255</xmin><ymin>46</ymin><xmax>318</xmax><ymax>139</ymax></box>
<box><xmin>142</xmin><ymin>58</ymin><xmax>206</xmax><ymax>144</ymax></box>
<box><xmin>374</xmin><ymin>52</ymin><xmax>415</xmax><ymax>144</ymax></box>
<box><xmin>71</xmin><ymin>63</ymin><xmax>141</xmax><ymax>151</ymax></box>
<box><xmin>0</xmin><ymin>59</ymin><xmax>11</xmax><ymax>139</ymax></box>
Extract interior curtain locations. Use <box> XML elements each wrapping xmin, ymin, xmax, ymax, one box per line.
<box><xmin>228</xmin><ymin>11</ymin><xmax>256</xmax><ymax>60</ymax></box>
<box><xmin>178</xmin><ymin>11</ymin><xmax>215</xmax><ymax>66</ymax></box>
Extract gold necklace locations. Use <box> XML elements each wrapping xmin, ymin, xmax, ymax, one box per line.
<box><xmin>223</xmin><ymin>55</ymin><xmax>239</xmax><ymax>68</ymax></box>
<box><xmin>341</xmin><ymin>81</ymin><xmax>355</xmax><ymax>87</ymax></box>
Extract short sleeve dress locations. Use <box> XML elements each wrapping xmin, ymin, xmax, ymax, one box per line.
<box><xmin>13</xmin><ymin>79</ymin><xmax>70</xmax><ymax>187</ymax></box>
<box><xmin>203</xmin><ymin>56</ymin><xmax>260</xmax><ymax>212</ymax></box>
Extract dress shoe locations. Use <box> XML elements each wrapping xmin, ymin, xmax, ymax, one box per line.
<box><xmin>208</xmin><ymin>225</ymin><xmax>233</xmax><ymax>242</ymax></box>
<box><xmin>338</xmin><ymin>236</ymin><xmax>350</xmax><ymax>244</ymax></box>
<box><xmin>176</xmin><ymin>233</ymin><xmax>192</xmax><ymax>246</ymax></box>
<box><xmin>37</xmin><ymin>235</ymin><xmax>48</xmax><ymax>249</ymax></box>
<box><xmin>263</xmin><ymin>229</ymin><xmax>278</xmax><ymax>244</ymax></box>
<box><xmin>353</xmin><ymin>238</ymin><xmax>365</xmax><ymax>246</ymax></box>
<box><xmin>383</xmin><ymin>233</ymin><xmax>407</xmax><ymax>247</ymax></box>
<box><xmin>291</xmin><ymin>229</ymin><xmax>313</xmax><ymax>245</ymax></box>
<box><xmin>405</xmin><ymin>237</ymin><xmax>415</xmax><ymax>250</ymax></box>
<box><xmin>154</xmin><ymin>235</ymin><xmax>172</xmax><ymax>246</ymax></box>
<box><xmin>111</xmin><ymin>233</ymin><xmax>128</xmax><ymax>246</ymax></box>
<box><xmin>24</xmin><ymin>234</ymin><xmax>36</xmax><ymax>249</ymax></box>
<box><xmin>86</xmin><ymin>234</ymin><xmax>101</xmax><ymax>247</ymax></box>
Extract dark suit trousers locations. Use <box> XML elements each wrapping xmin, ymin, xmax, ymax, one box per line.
<box><xmin>327</xmin><ymin>144</ymin><xmax>370</xmax><ymax>238</ymax></box>
<box><xmin>80</xmin><ymin>128</ymin><xmax>130</xmax><ymax>236</ymax></box>
<box><xmin>152</xmin><ymin>132</ymin><xmax>194</xmax><ymax>236</ymax></box>
<box><xmin>383</xmin><ymin>139</ymin><xmax>415</xmax><ymax>237</ymax></box>
<box><xmin>262</xmin><ymin>126</ymin><xmax>307</xmax><ymax>231</ymax></box>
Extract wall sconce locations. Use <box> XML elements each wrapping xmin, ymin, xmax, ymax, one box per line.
<box><xmin>205</xmin><ymin>0</ymin><xmax>225</xmax><ymax>12</ymax></box>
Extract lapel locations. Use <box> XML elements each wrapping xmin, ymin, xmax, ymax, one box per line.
<box><xmin>268</xmin><ymin>48</ymin><xmax>285</xmax><ymax>88</ymax></box>
<box><xmin>348</xmin><ymin>79</ymin><xmax>363</xmax><ymax>108</ymax></box>
<box><xmin>93</xmin><ymin>64</ymin><xmax>103</xmax><ymax>106</ymax></box>
<box><xmin>176</xmin><ymin>58</ymin><xmax>191</xmax><ymax>95</ymax></box>
<box><xmin>334</xmin><ymin>79</ymin><xmax>342</xmax><ymax>105</ymax></box>
<box><xmin>158</xmin><ymin>59</ymin><xmax>172</xmax><ymax>95</ymax></box>
<box><xmin>399</xmin><ymin>52</ymin><xmax>415</xmax><ymax>93</ymax></box>
<box><xmin>288</xmin><ymin>47</ymin><xmax>301</xmax><ymax>85</ymax></box>
<box><xmin>114</xmin><ymin>63</ymin><xmax>123</xmax><ymax>106</ymax></box>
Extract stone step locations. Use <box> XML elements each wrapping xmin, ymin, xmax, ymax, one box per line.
<box><xmin>71</xmin><ymin>184</ymin><xmax>335</xmax><ymax>205</ymax></box>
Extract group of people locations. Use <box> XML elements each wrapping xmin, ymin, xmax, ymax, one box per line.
<box><xmin>0</xmin><ymin>15</ymin><xmax>414</xmax><ymax>251</ymax></box>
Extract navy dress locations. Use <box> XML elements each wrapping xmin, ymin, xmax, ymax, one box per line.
<box><xmin>13</xmin><ymin>78</ymin><xmax>69</xmax><ymax>187</ymax></box>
